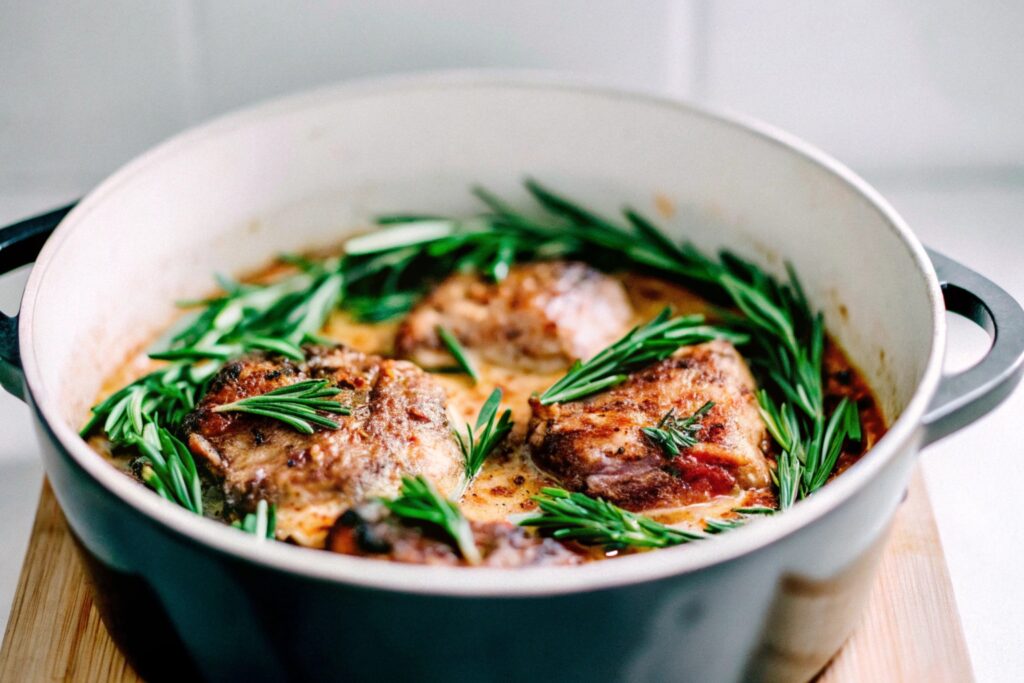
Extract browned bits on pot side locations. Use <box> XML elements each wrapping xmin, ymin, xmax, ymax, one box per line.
<box><xmin>824</xmin><ymin>343</ymin><xmax>887</xmax><ymax>478</ymax></box>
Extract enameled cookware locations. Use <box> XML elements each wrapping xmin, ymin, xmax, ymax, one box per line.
<box><xmin>1</xmin><ymin>74</ymin><xmax>1022</xmax><ymax>682</ymax></box>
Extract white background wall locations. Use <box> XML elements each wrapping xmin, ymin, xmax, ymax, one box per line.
<box><xmin>3</xmin><ymin>1</ymin><xmax>1023</xmax><ymax>192</ymax></box>
<box><xmin>2</xmin><ymin>2</ymin><xmax>1022</xmax><ymax>681</ymax></box>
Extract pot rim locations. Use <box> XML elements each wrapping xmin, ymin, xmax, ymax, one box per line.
<box><xmin>18</xmin><ymin>70</ymin><xmax>946</xmax><ymax>597</ymax></box>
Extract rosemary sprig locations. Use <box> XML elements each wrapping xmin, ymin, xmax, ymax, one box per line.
<box><xmin>173</xmin><ymin>262</ymin><xmax>340</xmax><ymax>348</ymax></box>
<box><xmin>381</xmin><ymin>475</ymin><xmax>480</xmax><ymax>565</ymax></box>
<box><xmin>519</xmin><ymin>488</ymin><xmax>705</xmax><ymax>551</ymax></box>
<box><xmin>453</xmin><ymin>388</ymin><xmax>513</xmax><ymax>497</ymax></box>
<box><xmin>702</xmin><ymin>506</ymin><xmax>776</xmax><ymax>534</ymax></box>
<box><xmin>80</xmin><ymin>360</ymin><xmax>218</xmax><ymax>446</ymax></box>
<box><xmin>134</xmin><ymin>423</ymin><xmax>203</xmax><ymax>514</ymax></box>
<box><xmin>338</xmin><ymin>201</ymin><xmax>583</xmax><ymax>322</ymax></box>
<box><xmin>708</xmin><ymin>255</ymin><xmax>863</xmax><ymax>507</ymax></box>
<box><xmin>642</xmin><ymin>401</ymin><xmax>715</xmax><ymax>456</ymax></box>
<box><xmin>520</xmin><ymin>488</ymin><xmax>776</xmax><ymax>550</ymax></box>
<box><xmin>539</xmin><ymin>309</ymin><xmax>746</xmax><ymax>405</ymax></box>
<box><xmin>148</xmin><ymin>335</ymin><xmax>305</xmax><ymax>363</ymax></box>
<box><xmin>436</xmin><ymin>325</ymin><xmax>479</xmax><ymax>383</ymax></box>
<box><xmin>212</xmin><ymin>379</ymin><xmax>350</xmax><ymax>434</ymax></box>
<box><xmin>232</xmin><ymin>499</ymin><xmax>277</xmax><ymax>540</ymax></box>
<box><xmin>83</xmin><ymin>259</ymin><xmax>345</xmax><ymax>446</ymax></box>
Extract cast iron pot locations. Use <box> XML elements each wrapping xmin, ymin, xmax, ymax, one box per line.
<box><xmin>1</xmin><ymin>74</ymin><xmax>1022</xmax><ymax>683</ymax></box>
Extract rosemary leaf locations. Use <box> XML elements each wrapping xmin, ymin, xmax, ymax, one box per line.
<box><xmin>344</xmin><ymin>220</ymin><xmax>468</xmax><ymax>256</ymax></box>
<box><xmin>519</xmin><ymin>488</ymin><xmax>704</xmax><ymax>551</ymax></box>
<box><xmin>453</xmin><ymin>388</ymin><xmax>513</xmax><ymax>496</ymax></box>
<box><xmin>642</xmin><ymin>401</ymin><xmax>715</xmax><ymax>457</ymax></box>
<box><xmin>436</xmin><ymin>326</ymin><xmax>479</xmax><ymax>383</ymax></box>
<box><xmin>133</xmin><ymin>423</ymin><xmax>203</xmax><ymax>514</ymax></box>
<box><xmin>381</xmin><ymin>475</ymin><xmax>480</xmax><ymax>565</ymax></box>
<box><xmin>344</xmin><ymin>292</ymin><xmax>421</xmax><ymax>322</ymax></box>
<box><xmin>703</xmin><ymin>507</ymin><xmax>776</xmax><ymax>534</ymax></box>
<box><xmin>233</xmin><ymin>499</ymin><xmax>277</xmax><ymax>540</ymax></box>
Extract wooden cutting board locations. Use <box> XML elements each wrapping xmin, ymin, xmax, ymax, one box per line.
<box><xmin>0</xmin><ymin>468</ymin><xmax>972</xmax><ymax>682</ymax></box>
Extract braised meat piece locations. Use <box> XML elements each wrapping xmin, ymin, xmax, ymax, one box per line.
<box><xmin>326</xmin><ymin>502</ymin><xmax>583</xmax><ymax>567</ymax></box>
<box><xmin>182</xmin><ymin>345</ymin><xmax>462</xmax><ymax>547</ymax></box>
<box><xmin>394</xmin><ymin>261</ymin><xmax>633</xmax><ymax>373</ymax></box>
<box><xmin>527</xmin><ymin>340</ymin><xmax>771</xmax><ymax>511</ymax></box>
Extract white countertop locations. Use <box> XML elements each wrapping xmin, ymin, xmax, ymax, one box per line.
<box><xmin>0</xmin><ymin>179</ymin><xmax>1021</xmax><ymax>681</ymax></box>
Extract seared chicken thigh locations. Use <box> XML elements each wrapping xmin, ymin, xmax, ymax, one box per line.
<box><xmin>527</xmin><ymin>340</ymin><xmax>772</xmax><ymax>511</ymax></box>
<box><xmin>395</xmin><ymin>261</ymin><xmax>633</xmax><ymax>372</ymax></box>
<box><xmin>183</xmin><ymin>345</ymin><xmax>462</xmax><ymax>546</ymax></box>
<box><xmin>327</xmin><ymin>502</ymin><xmax>582</xmax><ymax>567</ymax></box>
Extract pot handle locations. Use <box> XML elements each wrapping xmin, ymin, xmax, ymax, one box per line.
<box><xmin>921</xmin><ymin>249</ymin><xmax>1024</xmax><ymax>446</ymax></box>
<box><xmin>0</xmin><ymin>202</ymin><xmax>77</xmax><ymax>400</ymax></box>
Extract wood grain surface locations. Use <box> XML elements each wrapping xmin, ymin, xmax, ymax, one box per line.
<box><xmin>0</xmin><ymin>469</ymin><xmax>971</xmax><ymax>682</ymax></box>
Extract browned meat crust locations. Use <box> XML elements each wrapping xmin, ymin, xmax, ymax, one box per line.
<box><xmin>394</xmin><ymin>261</ymin><xmax>633</xmax><ymax>372</ymax></box>
<box><xmin>182</xmin><ymin>345</ymin><xmax>462</xmax><ymax>546</ymax></box>
<box><xmin>526</xmin><ymin>340</ymin><xmax>771</xmax><ymax>511</ymax></box>
<box><xmin>326</xmin><ymin>502</ymin><xmax>583</xmax><ymax>567</ymax></box>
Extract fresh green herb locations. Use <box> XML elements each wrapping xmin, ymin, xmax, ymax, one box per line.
<box><xmin>519</xmin><ymin>488</ymin><xmax>705</xmax><ymax>551</ymax></box>
<box><xmin>702</xmin><ymin>506</ymin><xmax>776</xmax><ymax>534</ymax></box>
<box><xmin>520</xmin><ymin>488</ymin><xmax>775</xmax><ymax>549</ymax></box>
<box><xmin>436</xmin><ymin>326</ymin><xmax>479</xmax><ymax>383</ymax></box>
<box><xmin>233</xmin><ymin>499</ymin><xmax>277</xmax><ymax>540</ymax></box>
<box><xmin>340</xmin><ymin>217</ymin><xmax>515</xmax><ymax>322</ymax></box>
<box><xmin>212</xmin><ymin>379</ymin><xmax>350</xmax><ymax>434</ymax></box>
<box><xmin>148</xmin><ymin>335</ymin><xmax>305</xmax><ymax>363</ymax></box>
<box><xmin>134</xmin><ymin>423</ymin><xmax>203</xmax><ymax>514</ymax></box>
<box><xmin>82</xmin><ymin>258</ymin><xmax>347</xmax><ymax>512</ymax></box>
<box><xmin>82</xmin><ymin>259</ymin><xmax>345</xmax><ymax>447</ymax></box>
<box><xmin>165</xmin><ymin>260</ymin><xmax>342</xmax><ymax>355</ymax></box>
<box><xmin>343</xmin><ymin>292</ymin><xmax>421</xmax><ymax>322</ymax></box>
<box><xmin>453</xmin><ymin>388</ymin><xmax>514</xmax><ymax>496</ymax></box>
<box><xmin>334</xmin><ymin>179</ymin><xmax>727</xmax><ymax>324</ymax></box>
<box><xmin>381</xmin><ymin>475</ymin><xmax>480</xmax><ymax>565</ymax></box>
<box><xmin>708</xmin><ymin>255</ymin><xmax>863</xmax><ymax>507</ymax></box>
<box><xmin>338</xmin><ymin>186</ymin><xmax>607</xmax><ymax>322</ymax></box>
<box><xmin>465</xmin><ymin>181</ymin><xmax>861</xmax><ymax>508</ymax></box>
<box><xmin>734</xmin><ymin>506</ymin><xmax>777</xmax><ymax>515</ymax></box>
<box><xmin>539</xmin><ymin>309</ymin><xmax>746</xmax><ymax>405</ymax></box>
<box><xmin>80</xmin><ymin>361</ymin><xmax>217</xmax><ymax>446</ymax></box>
<box><xmin>87</xmin><ymin>179</ymin><xmax>861</xmax><ymax>522</ymax></box>
<box><xmin>642</xmin><ymin>401</ymin><xmax>715</xmax><ymax>456</ymax></box>
<box><xmin>344</xmin><ymin>220</ymin><xmax>468</xmax><ymax>256</ymax></box>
